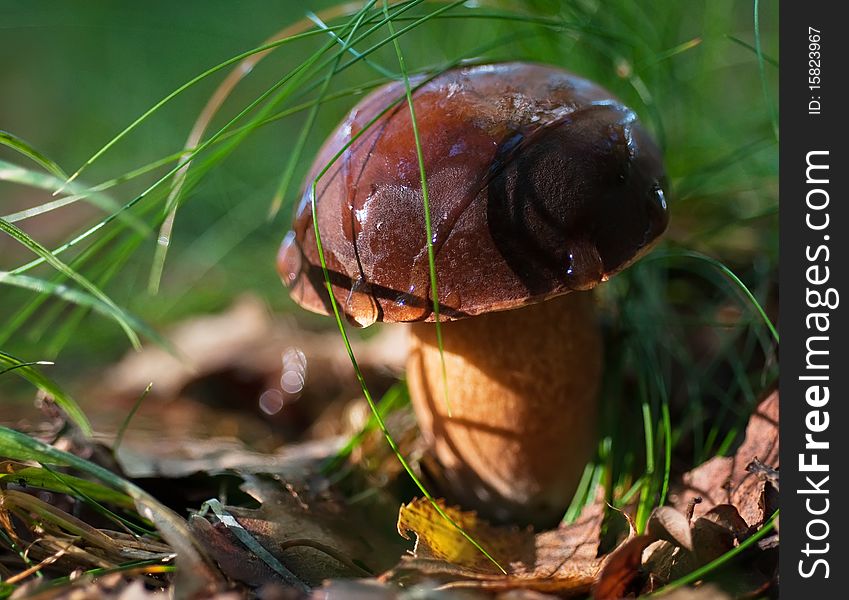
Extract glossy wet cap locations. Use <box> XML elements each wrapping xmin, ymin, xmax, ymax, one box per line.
<box><xmin>278</xmin><ymin>62</ymin><xmax>669</xmax><ymax>326</ymax></box>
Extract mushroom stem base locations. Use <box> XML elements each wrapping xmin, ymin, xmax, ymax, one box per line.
<box><xmin>407</xmin><ymin>292</ymin><xmax>602</xmax><ymax>529</ymax></box>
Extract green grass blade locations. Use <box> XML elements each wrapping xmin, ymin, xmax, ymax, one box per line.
<box><xmin>44</xmin><ymin>233</ymin><xmax>150</xmax><ymax>357</ymax></box>
<box><xmin>0</xmin><ymin>271</ymin><xmax>166</xmax><ymax>349</ymax></box>
<box><xmin>307</xmin><ymin>10</ymin><xmax>398</xmax><ymax>79</ymax></box>
<box><xmin>0</xmin><ymin>160</ymin><xmax>147</xmax><ymax>234</ymax></box>
<box><xmin>114</xmin><ymin>383</ymin><xmax>153</xmax><ymax>452</ymax></box>
<box><xmin>0</xmin><ymin>131</ymin><xmax>67</xmax><ymax>180</ymax></box>
<box><xmin>0</xmin><ymin>352</ymin><xmax>92</xmax><ymax>436</ymax></box>
<box><xmin>655</xmin><ymin>250</ymin><xmax>779</xmax><ymax>344</ymax></box>
<box><xmin>1</xmin><ymin>217</ymin><xmax>145</xmax><ymax>348</ymax></box>
<box><xmin>753</xmin><ymin>0</ymin><xmax>778</xmax><ymax>140</ymax></box>
<box><xmin>38</xmin><ymin>464</ymin><xmax>156</xmax><ymax>536</ymax></box>
<box><xmin>0</xmin><ymin>527</ymin><xmax>40</xmax><ymax>585</ymax></box>
<box><xmin>636</xmin><ymin>397</ymin><xmax>655</xmax><ymax>532</ymax></box>
<box><xmin>659</xmin><ymin>401</ymin><xmax>672</xmax><ymax>507</ymax></box>
<box><xmin>0</xmin><ymin>359</ymin><xmax>53</xmax><ymax>375</ymax></box>
<box><xmin>268</xmin><ymin>1</ymin><xmax>379</xmax><ymax>218</ymax></box>
<box><xmin>308</xmin><ymin>175</ymin><xmax>505</xmax><ymax>573</ymax></box>
<box><xmin>640</xmin><ymin>37</ymin><xmax>702</xmax><ymax>67</ymax></box>
<box><xmin>58</xmin><ymin>25</ymin><xmax>353</xmax><ymax>192</ymax></box>
<box><xmin>324</xmin><ymin>381</ymin><xmax>408</xmax><ymax>472</ymax></box>
<box><xmin>0</xmin><ymin>426</ymin><xmax>217</xmax><ymax>585</ymax></box>
<box><xmin>563</xmin><ymin>462</ymin><xmax>596</xmax><ymax>522</ymax></box>
<box><xmin>726</xmin><ymin>34</ymin><xmax>778</xmax><ymax>67</ymax></box>
<box><xmin>385</xmin><ymin>0</ymin><xmax>451</xmax><ymax>417</ymax></box>
<box><xmin>0</xmin><ymin>208</ymin><xmax>149</xmax><ymax>349</ymax></box>
<box><xmin>0</xmin><ymin>466</ymin><xmax>135</xmax><ymax>511</ymax></box>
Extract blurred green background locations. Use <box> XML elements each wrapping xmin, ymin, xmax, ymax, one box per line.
<box><xmin>0</xmin><ymin>0</ymin><xmax>777</xmax><ymax>423</ymax></box>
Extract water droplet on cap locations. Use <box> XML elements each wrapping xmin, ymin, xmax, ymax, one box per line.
<box><xmin>653</xmin><ymin>185</ymin><xmax>667</xmax><ymax>211</ymax></box>
<box><xmin>344</xmin><ymin>277</ymin><xmax>379</xmax><ymax>327</ymax></box>
<box><xmin>442</xmin><ymin>289</ymin><xmax>462</xmax><ymax>311</ymax></box>
<box><xmin>389</xmin><ymin>282</ymin><xmax>430</xmax><ymax>321</ymax></box>
<box><xmin>277</xmin><ymin>231</ymin><xmax>302</xmax><ymax>287</ymax></box>
<box><xmin>565</xmin><ymin>242</ymin><xmax>604</xmax><ymax>291</ymax></box>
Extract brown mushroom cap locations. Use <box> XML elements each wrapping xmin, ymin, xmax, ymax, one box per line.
<box><xmin>278</xmin><ymin>62</ymin><xmax>668</xmax><ymax>325</ymax></box>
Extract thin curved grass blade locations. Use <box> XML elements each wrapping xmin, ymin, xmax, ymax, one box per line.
<box><xmin>307</xmin><ymin>10</ymin><xmax>398</xmax><ymax>79</ymax></box>
<box><xmin>0</xmin><ymin>426</ymin><xmax>223</xmax><ymax>593</ymax></box>
<box><xmin>57</xmin><ymin>25</ymin><xmax>356</xmax><ymax>193</ymax></box>
<box><xmin>0</xmin><ymin>352</ymin><xmax>91</xmax><ymax>436</ymax></box>
<box><xmin>0</xmin><ymin>466</ymin><xmax>135</xmax><ymax>511</ymax></box>
<box><xmin>650</xmin><ymin>249</ymin><xmax>779</xmax><ymax>344</ymax></box>
<box><xmin>301</xmin><ymin>0</ymin><xmax>504</xmax><ymax>572</ymax></box>
<box><xmin>149</xmin><ymin>1</ymin><xmax>424</xmax><ymax>292</ymax></box>
<box><xmin>309</xmin><ymin>176</ymin><xmax>506</xmax><ymax>573</ymax></box>
<box><xmin>0</xmin><ymin>160</ymin><xmax>148</xmax><ymax>234</ymax></box>
<box><xmin>0</xmin><ymin>271</ymin><xmax>167</xmax><ymax>351</ymax></box>
<box><xmin>726</xmin><ymin>34</ymin><xmax>778</xmax><ymax>67</ymax></box>
<box><xmin>384</xmin><ymin>1</ymin><xmax>451</xmax><ymax>416</ymax></box>
<box><xmin>0</xmin><ymin>131</ymin><xmax>67</xmax><ymax>180</ymax></box>
<box><xmin>1</xmin><ymin>218</ymin><xmax>142</xmax><ymax>348</ymax></box>
<box><xmin>753</xmin><ymin>0</ymin><xmax>778</xmax><ymax>140</ymax></box>
<box><xmin>268</xmin><ymin>2</ymin><xmax>381</xmax><ymax>219</ymax></box>
<box><xmin>113</xmin><ymin>383</ymin><xmax>152</xmax><ymax>452</ymax></box>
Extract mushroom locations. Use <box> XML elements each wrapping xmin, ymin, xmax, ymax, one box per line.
<box><xmin>278</xmin><ymin>62</ymin><xmax>668</xmax><ymax>528</ymax></box>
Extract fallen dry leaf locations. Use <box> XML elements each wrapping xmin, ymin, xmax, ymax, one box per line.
<box><xmin>691</xmin><ymin>505</ymin><xmax>748</xmax><ymax>565</ymax></box>
<box><xmin>596</xmin><ymin>495</ymin><xmax>767</xmax><ymax>597</ymax></box>
<box><xmin>641</xmin><ymin>539</ymin><xmax>695</xmax><ymax>592</ymax></box>
<box><xmin>638</xmin><ymin>504</ymin><xmax>748</xmax><ymax>591</ymax></box>
<box><xmin>672</xmin><ymin>389</ymin><xmax>778</xmax><ymax>527</ymax></box>
<box><xmin>396</xmin><ymin>496</ymin><xmax>534</xmax><ymax>574</ymax></box>
<box><xmin>593</xmin><ymin>534</ymin><xmax>656</xmax><ymax>600</ymax></box>
<box><xmin>647</xmin><ymin>506</ymin><xmax>692</xmax><ymax>552</ymax></box>
<box><xmin>384</xmin><ymin>496</ymin><xmax>605</xmax><ymax>596</ymax></box>
<box><xmin>190</xmin><ymin>473</ymin><xmax>407</xmax><ymax>589</ymax></box>
<box><xmin>598</xmin><ymin>498</ymin><xmax>774</xmax><ymax>598</ymax></box>
<box><xmin>189</xmin><ymin>514</ymin><xmax>292</xmax><ymax>590</ymax></box>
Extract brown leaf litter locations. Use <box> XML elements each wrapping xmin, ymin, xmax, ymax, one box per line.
<box><xmin>382</xmin><ymin>495</ymin><xmax>605</xmax><ymax>596</ymax></box>
<box><xmin>594</xmin><ymin>390</ymin><xmax>780</xmax><ymax>599</ymax></box>
<box><xmin>190</xmin><ymin>473</ymin><xmax>407</xmax><ymax>591</ymax></box>
<box><xmin>3</xmin><ymin>303</ymin><xmax>780</xmax><ymax>599</ymax></box>
<box><xmin>671</xmin><ymin>389</ymin><xmax>779</xmax><ymax>528</ymax></box>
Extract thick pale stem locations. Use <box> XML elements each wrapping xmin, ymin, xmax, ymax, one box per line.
<box><xmin>407</xmin><ymin>292</ymin><xmax>602</xmax><ymax>529</ymax></box>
